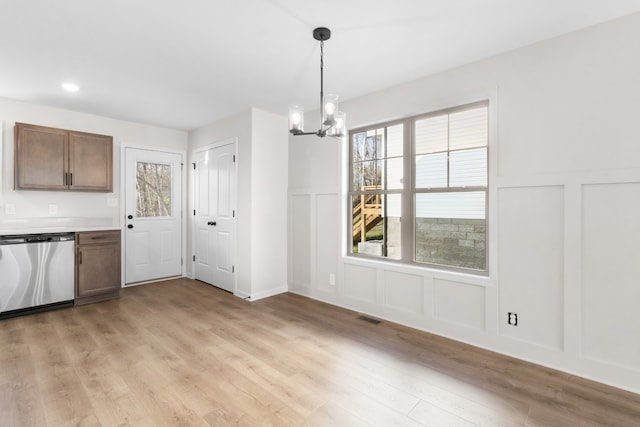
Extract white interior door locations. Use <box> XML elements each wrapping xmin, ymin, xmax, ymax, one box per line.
<box><xmin>125</xmin><ymin>147</ymin><xmax>183</xmax><ymax>284</ymax></box>
<box><xmin>194</xmin><ymin>141</ymin><xmax>236</xmax><ymax>293</ymax></box>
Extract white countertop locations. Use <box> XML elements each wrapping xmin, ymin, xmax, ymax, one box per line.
<box><xmin>0</xmin><ymin>217</ymin><xmax>120</xmax><ymax>236</ymax></box>
<box><xmin>0</xmin><ymin>226</ymin><xmax>120</xmax><ymax>236</ymax></box>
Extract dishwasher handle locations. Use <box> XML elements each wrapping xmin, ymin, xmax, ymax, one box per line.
<box><xmin>0</xmin><ymin>232</ymin><xmax>75</xmax><ymax>245</ymax></box>
<box><xmin>25</xmin><ymin>236</ymin><xmax>55</xmax><ymax>243</ymax></box>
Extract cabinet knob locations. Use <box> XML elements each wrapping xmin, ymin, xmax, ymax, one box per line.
<box><xmin>127</xmin><ymin>214</ymin><xmax>133</xmax><ymax>220</ymax></box>
<box><xmin>127</xmin><ymin>224</ymin><xmax>134</xmax><ymax>229</ymax></box>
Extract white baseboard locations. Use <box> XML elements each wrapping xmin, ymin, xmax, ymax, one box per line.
<box><xmin>234</xmin><ymin>286</ymin><xmax>288</xmax><ymax>302</ymax></box>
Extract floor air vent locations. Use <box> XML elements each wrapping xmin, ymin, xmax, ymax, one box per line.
<box><xmin>357</xmin><ymin>314</ymin><xmax>381</xmax><ymax>325</ymax></box>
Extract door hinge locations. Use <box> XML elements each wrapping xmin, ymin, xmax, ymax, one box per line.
<box><xmin>193</xmin><ymin>255</ymin><xmax>196</xmax><ymax>262</ymax></box>
<box><xmin>232</xmin><ymin>265</ymin><xmax>235</xmax><ymax>273</ymax></box>
<box><xmin>193</xmin><ymin>209</ymin><xmax>196</xmax><ymax>216</ymax></box>
<box><xmin>193</xmin><ymin>163</ymin><xmax>196</xmax><ymax>170</ymax></box>
<box><xmin>233</xmin><ymin>155</ymin><xmax>236</xmax><ymax>163</ymax></box>
<box><xmin>181</xmin><ymin>258</ymin><xmax>183</xmax><ymax>265</ymax></box>
<box><xmin>233</xmin><ymin>210</ymin><xmax>235</xmax><ymax>218</ymax></box>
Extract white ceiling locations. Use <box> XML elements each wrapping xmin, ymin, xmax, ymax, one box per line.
<box><xmin>1</xmin><ymin>1</ymin><xmax>640</xmax><ymax>131</ymax></box>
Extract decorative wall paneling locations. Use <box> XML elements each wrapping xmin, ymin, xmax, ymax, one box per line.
<box><xmin>288</xmin><ymin>193</ymin><xmax>311</xmax><ymax>290</ymax></box>
<box><xmin>582</xmin><ymin>182</ymin><xmax>640</xmax><ymax>371</ymax></box>
<box><xmin>383</xmin><ymin>270</ymin><xmax>424</xmax><ymax>316</ymax></box>
<box><xmin>289</xmin><ymin>170</ymin><xmax>640</xmax><ymax>393</ymax></box>
<box><xmin>498</xmin><ymin>185</ymin><xmax>565</xmax><ymax>351</ymax></box>
<box><xmin>315</xmin><ymin>194</ymin><xmax>339</xmax><ymax>295</ymax></box>
<box><xmin>434</xmin><ymin>279</ymin><xmax>486</xmax><ymax>331</ymax></box>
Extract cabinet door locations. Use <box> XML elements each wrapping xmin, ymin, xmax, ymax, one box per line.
<box><xmin>77</xmin><ymin>242</ymin><xmax>121</xmax><ymax>298</ymax></box>
<box><xmin>15</xmin><ymin>123</ymin><xmax>68</xmax><ymax>190</ymax></box>
<box><xmin>69</xmin><ymin>131</ymin><xmax>113</xmax><ymax>191</ymax></box>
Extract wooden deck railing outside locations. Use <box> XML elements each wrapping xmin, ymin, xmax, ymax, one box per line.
<box><xmin>352</xmin><ymin>185</ymin><xmax>382</xmax><ymax>243</ymax></box>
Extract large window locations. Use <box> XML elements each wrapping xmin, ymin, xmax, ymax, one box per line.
<box><xmin>348</xmin><ymin>101</ymin><xmax>489</xmax><ymax>273</ymax></box>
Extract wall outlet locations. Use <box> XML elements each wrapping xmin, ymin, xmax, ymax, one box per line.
<box><xmin>329</xmin><ymin>273</ymin><xmax>336</xmax><ymax>286</ymax></box>
<box><xmin>508</xmin><ymin>312</ymin><xmax>518</xmax><ymax>326</ymax></box>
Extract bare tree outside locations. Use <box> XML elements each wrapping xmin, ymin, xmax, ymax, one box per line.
<box><xmin>136</xmin><ymin>162</ymin><xmax>172</xmax><ymax>217</ymax></box>
<box><xmin>351</xmin><ymin>130</ymin><xmax>382</xmax><ymax>193</ymax></box>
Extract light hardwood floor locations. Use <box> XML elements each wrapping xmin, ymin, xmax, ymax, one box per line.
<box><xmin>1</xmin><ymin>278</ymin><xmax>639</xmax><ymax>426</ymax></box>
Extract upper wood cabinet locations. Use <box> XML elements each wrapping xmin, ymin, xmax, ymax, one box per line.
<box><xmin>14</xmin><ymin>122</ymin><xmax>113</xmax><ymax>192</ymax></box>
<box><xmin>68</xmin><ymin>130</ymin><xmax>113</xmax><ymax>191</ymax></box>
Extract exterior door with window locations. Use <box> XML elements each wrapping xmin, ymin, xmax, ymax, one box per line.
<box><xmin>124</xmin><ymin>147</ymin><xmax>183</xmax><ymax>284</ymax></box>
<box><xmin>193</xmin><ymin>141</ymin><xmax>236</xmax><ymax>293</ymax></box>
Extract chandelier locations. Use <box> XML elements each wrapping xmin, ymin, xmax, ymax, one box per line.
<box><xmin>289</xmin><ymin>27</ymin><xmax>346</xmax><ymax>138</ymax></box>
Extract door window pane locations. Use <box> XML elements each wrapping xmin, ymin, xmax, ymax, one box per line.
<box><xmin>136</xmin><ymin>162</ymin><xmax>172</xmax><ymax>217</ymax></box>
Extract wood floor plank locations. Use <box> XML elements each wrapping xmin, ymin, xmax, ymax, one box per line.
<box><xmin>324</xmin><ymin>385</ymin><xmax>425</xmax><ymax>427</ymax></box>
<box><xmin>31</xmin><ymin>345</ymin><xmax>98</xmax><ymax>426</ymax></box>
<box><xmin>0</xmin><ymin>382</ymin><xmax>48</xmax><ymax>427</ymax></box>
<box><xmin>309</xmin><ymin>400</ymin><xmax>372</xmax><ymax>427</ymax></box>
<box><xmin>265</xmin><ymin>296</ymin><xmax>531</xmax><ymax>426</ymax></box>
<box><xmin>202</xmin><ymin>333</ymin><xmax>328</xmax><ymax>417</ymax></box>
<box><xmin>409</xmin><ymin>400</ymin><xmax>479</xmax><ymax>427</ymax></box>
<box><xmin>120</xmin><ymin>361</ymin><xmax>210</xmax><ymax>426</ymax></box>
<box><xmin>71</xmin><ymin>340</ymin><xmax>155</xmax><ymax>426</ymax></box>
<box><xmin>1</xmin><ymin>278</ymin><xmax>639</xmax><ymax>426</ymax></box>
<box><xmin>524</xmin><ymin>403</ymin><xmax>609</xmax><ymax>427</ymax></box>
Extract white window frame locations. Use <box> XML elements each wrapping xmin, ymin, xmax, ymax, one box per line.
<box><xmin>347</xmin><ymin>100</ymin><xmax>490</xmax><ymax>275</ymax></box>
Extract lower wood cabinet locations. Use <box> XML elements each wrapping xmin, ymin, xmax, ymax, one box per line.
<box><xmin>75</xmin><ymin>230</ymin><xmax>121</xmax><ymax>305</ymax></box>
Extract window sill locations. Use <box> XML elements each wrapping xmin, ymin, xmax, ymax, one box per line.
<box><xmin>342</xmin><ymin>254</ymin><xmax>494</xmax><ymax>287</ymax></box>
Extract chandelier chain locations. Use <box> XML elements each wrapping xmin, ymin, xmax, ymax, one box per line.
<box><xmin>320</xmin><ymin>40</ymin><xmax>324</xmax><ymax>131</ymax></box>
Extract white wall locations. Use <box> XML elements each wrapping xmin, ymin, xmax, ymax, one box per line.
<box><xmin>250</xmin><ymin>109</ymin><xmax>288</xmax><ymax>298</ymax></box>
<box><xmin>0</xmin><ymin>98</ymin><xmax>187</xmax><ymax>231</ymax></box>
<box><xmin>287</xmin><ymin>12</ymin><xmax>640</xmax><ymax>393</ymax></box>
<box><xmin>188</xmin><ymin>108</ymin><xmax>288</xmax><ymax>299</ymax></box>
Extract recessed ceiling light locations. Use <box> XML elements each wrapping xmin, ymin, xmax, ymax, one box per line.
<box><xmin>61</xmin><ymin>83</ymin><xmax>80</xmax><ymax>92</ymax></box>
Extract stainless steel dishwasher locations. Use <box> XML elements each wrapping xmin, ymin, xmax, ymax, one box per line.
<box><xmin>0</xmin><ymin>232</ymin><xmax>75</xmax><ymax>318</ymax></box>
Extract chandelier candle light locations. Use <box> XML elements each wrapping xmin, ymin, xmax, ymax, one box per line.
<box><xmin>289</xmin><ymin>27</ymin><xmax>346</xmax><ymax>138</ymax></box>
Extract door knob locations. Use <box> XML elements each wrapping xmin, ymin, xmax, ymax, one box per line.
<box><xmin>127</xmin><ymin>224</ymin><xmax>134</xmax><ymax>229</ymax></box>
